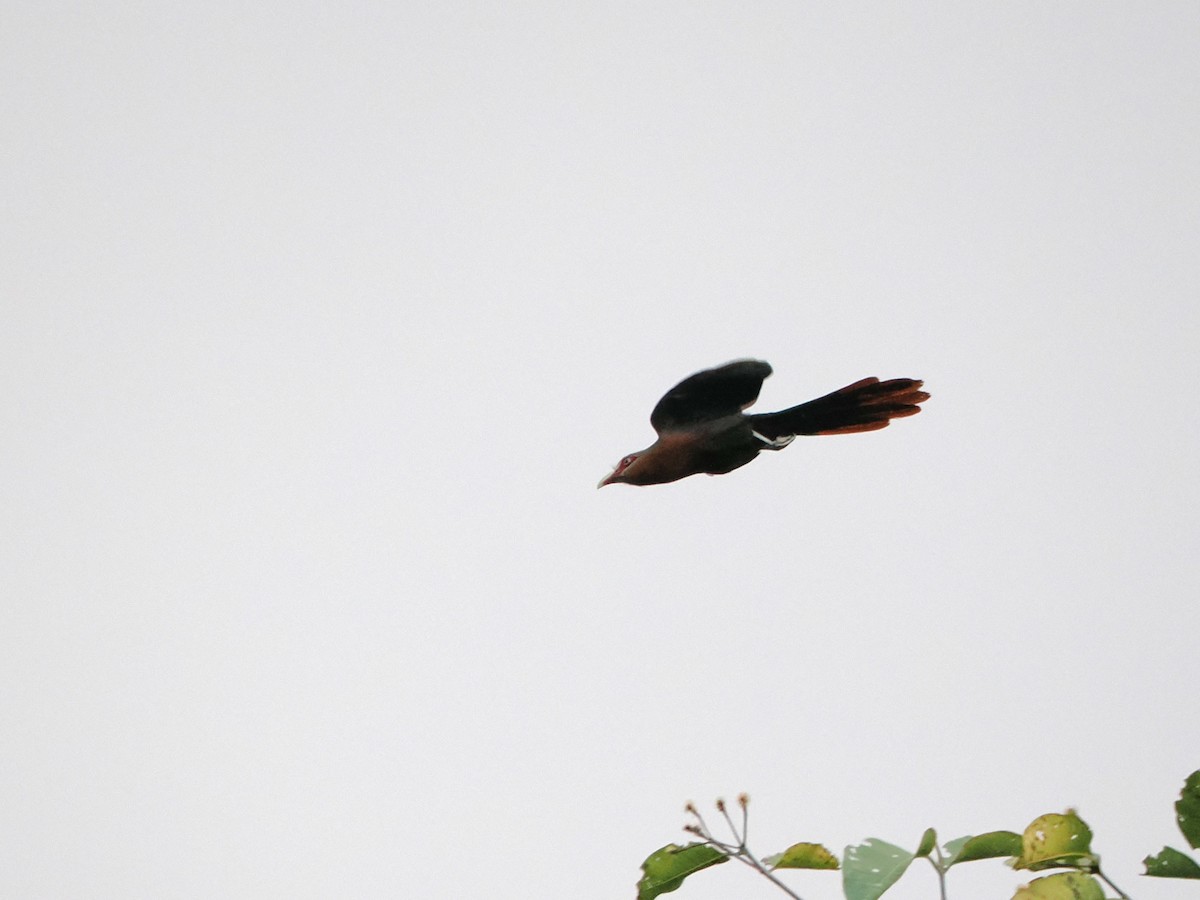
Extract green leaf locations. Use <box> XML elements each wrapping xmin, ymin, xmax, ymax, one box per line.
<box><xmin>1144</xmin><ymin>846</ymin><xmax>1200</xmax><ymax>879</ymax></box>
<box><xmin>765</xmin><ymin>842</ymin><xmax>840</xmax><ymax>870</ymax></box>
<box><xmin>943</xmin><ymin>835</ymin><xmax>972</xmax><ymax>864</ymax></box>
<box><xmin>636</xmin><ymin>843</ymin><xmax>727</xmax><ymax>900</ymax></box>
<box><xmin>843</xmin><ymin>839</ymin><xmax>915</xmax><ymax>900</ymax></box>
<box><xmin>1176</xmin><ymin>769</ymin><xmax>1200</xmax><ymax>849</ymax></box>
<box><xmin>1012</xmin><ymin>871</ymin><xmax>1104</xmax><ymax>900</ymax></box>
<box><xmin>1014</xmin><ymin>812</ymin><xmax>1096</xmax><ymax>872</ymax></box>
<box><xmin>945</xmin><ymin>831</ymin><xmax>1023</xmax><ymax>866</ymax></box>
<box><xmin>915</xmin><ymin>828</ymin><xmax>937</xmax><ymax>858</ymax></box>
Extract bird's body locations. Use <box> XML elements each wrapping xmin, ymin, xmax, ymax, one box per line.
<box><xmin>598</xmin><ymin>359</ymin><xmax>928</xmax><ymax>487</ymax></box>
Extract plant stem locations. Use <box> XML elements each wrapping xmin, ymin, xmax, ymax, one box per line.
<box><xmin>926</xmin><ymin>854</ymin><xmax>945</xmax><ymax>897</ymax></box>
<box><xmin>687</xmin><ymin>798</ymin><xmax>807</xmax><ymax>900</ymax></box>
<box><xmin>733</xmin><ymin>850</ymin><xmax>806</xmax><ymax>900</ymax></box>
<box><xmin>1095</xmin><ymin>866</ymin><xmax>1131</xmax><ymax>900</ymax></box>
<box><xmin>718</xmin><ymin>803</ymin><xmax>742</xmax><ymax>844</ymax></box>
<box><xmin>926</xmin><ymin>849</ymin><xmax>949</xmax><ymax>900</ymax></box>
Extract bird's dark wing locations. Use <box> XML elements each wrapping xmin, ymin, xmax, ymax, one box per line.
<box><xmin>650</xmin><ymin>359</ymin><xmax>772</xmax><ymax>433</ymax></box>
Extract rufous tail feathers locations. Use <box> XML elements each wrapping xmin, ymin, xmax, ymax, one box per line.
<box><xmin>748</xmin><ymin>378</ymin><xmax>929</xmax><ymax>438</ymax></box>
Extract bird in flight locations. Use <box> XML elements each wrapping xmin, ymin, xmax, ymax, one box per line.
<box><xmin>598</xmin><ymin>359</ymin><xmax>928</xmax><ymax>487</ymax></box>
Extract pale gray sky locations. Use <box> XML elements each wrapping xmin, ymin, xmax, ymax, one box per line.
<box><xmin>3</xmin><ymin>3</ymin><xmax>1198</xmax><ymax>898</ymax></box>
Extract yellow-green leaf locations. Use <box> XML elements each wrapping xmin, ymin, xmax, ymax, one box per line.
<box><xmin>1014</xmin><ymin>812</ymin><xmax>1096</xmax><ymax>872</ymax></box>
<box><xmin>1012</xmin><ymin>871</ymin><xmax>1104</xmax><ymax>900</ymax></box>
<box><xmin>765</xmin><ymin>842</ymin><xmax>840</xmax><ymax>870</ymax></box>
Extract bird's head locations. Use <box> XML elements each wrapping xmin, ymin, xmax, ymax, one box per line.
<box><xmin>597</xmin><ymin>453</ymin><xmax>640</xmax><ymax>488</ymax></box>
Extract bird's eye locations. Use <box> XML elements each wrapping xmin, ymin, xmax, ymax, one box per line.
<box><xmin>621</xmin><ymin>455</ymin><xmax>636</xmax><ymax>468</ymax></box>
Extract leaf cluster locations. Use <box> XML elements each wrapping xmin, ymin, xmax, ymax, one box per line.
<box><xmin>637</xmin><ymin>768</ymin><xmax>1200</xmax><ymax>899</ymax></box>
<box><xmin>1144</xmin><ymin>770</ymin><xmax>1200</xmax><ymax>880</ymax></box>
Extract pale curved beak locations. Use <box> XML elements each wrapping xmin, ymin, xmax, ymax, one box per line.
<box><xmin>597</xmin><ymin>469</ymin><xmax>617</xmax><ymax>489</ymax></box>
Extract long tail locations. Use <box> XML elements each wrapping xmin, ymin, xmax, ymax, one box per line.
<box><xmin>747</xmin><ymin>377</ymin><xmax>929</xmax><ymax>438</ymax></box>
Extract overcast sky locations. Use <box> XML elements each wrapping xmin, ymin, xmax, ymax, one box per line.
<box><xmin>3</xmin><ymin>3</ymin><xmax>1198</xmax><ymax>898</ymax></box>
